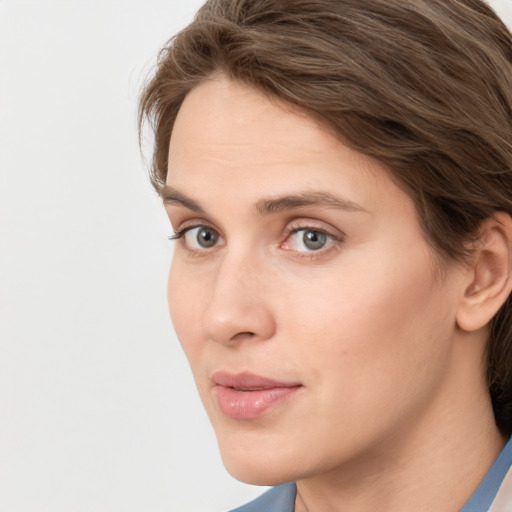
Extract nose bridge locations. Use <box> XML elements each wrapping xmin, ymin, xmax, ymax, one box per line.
<box><xmin>201</xmin><ymin>246</ymin><xmax>275</xmax><ymax>345</ymax></box>
<box><xmin>218</xmin><ymin>245</ymin><xmax>261</xmax><ymax>293</ymax></box>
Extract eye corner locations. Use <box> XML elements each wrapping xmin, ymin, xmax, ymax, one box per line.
<box><xmin>168</xmin><ymin>229</ymin><xmax>186</xmax><ymax>241</ymax></box>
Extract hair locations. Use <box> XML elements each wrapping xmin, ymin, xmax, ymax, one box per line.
<box><xmin>139</xmin><ymin>0</ymin><xmax>512</xmax><ymax>433</ymax></box>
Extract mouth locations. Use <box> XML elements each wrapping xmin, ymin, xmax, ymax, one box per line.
<box><xmin>211</xmin><ymin>371</ymin><xmax>303</xmax><ymax>420</ymax></box>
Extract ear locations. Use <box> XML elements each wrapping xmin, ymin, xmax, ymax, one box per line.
<box><xmin>456</xmin><ymin>213</ymin><xmax>512</xmax><ymax>332</ymax></box>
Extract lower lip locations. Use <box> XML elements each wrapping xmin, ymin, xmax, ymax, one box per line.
<box><xmin>214</xmin><ymin>385</ymin><xmax>301</xmax><ymax>420</ymax></box>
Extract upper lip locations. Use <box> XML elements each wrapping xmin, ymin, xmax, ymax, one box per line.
<box><xmin>211</xmin><ymin>371</ymin><xmax>302</xmax><ymax>391</ymax></box>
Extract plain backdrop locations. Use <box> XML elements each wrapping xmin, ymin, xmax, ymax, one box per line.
<box><xmin>1</xmin><ymin>1</ymin><xmax>511</xmax><ymax>511</ymax></box>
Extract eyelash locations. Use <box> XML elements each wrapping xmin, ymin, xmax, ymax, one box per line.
<box><xmin>169</xmin><ymin>222</ymin><xmax>344</xmax><ymax>259</ymax></box>
<box><xmin>168</xmin><ymin>227</ymin><xmax>198</xmax><ymax>241</ymax></box>
<box><xmin>168</xmin><ymin>224</ymin><xmax>220</xmax><ymax>258</ymax></box>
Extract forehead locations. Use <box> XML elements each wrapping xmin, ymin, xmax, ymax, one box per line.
<box><xmin>167</xmin><ymin>77</ymin><xmax>414</xmax><ymax>219</ymax></box>
<box><xmin>169</xmin><ymin>77</ymin><xmax>348</xmax><ymax>170</ymax></box>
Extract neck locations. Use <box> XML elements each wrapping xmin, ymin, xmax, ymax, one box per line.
<box><xmin>295</xmin><ymin>333</ymin><xmax>506</xmax><ymax>512</ymax></box>
<box><xmin>296</xmin><ymin>414</ymin><xmax>504</xmax><ymax>512</ymax></box>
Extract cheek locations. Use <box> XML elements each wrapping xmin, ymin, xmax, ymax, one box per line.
<box><xmin>265</xmin><ymin>267</ymin><xmax>454</xmax><ymax>473</ymax></box>
<box><xmin>167</xmin><ymin>262</ymin><xmax>203</xmax><ymax>358</ymax></box>
<box><xmin>282</xmin><ymin>245</ymin><xmax>454</xmax><ymax>403</ymax></box>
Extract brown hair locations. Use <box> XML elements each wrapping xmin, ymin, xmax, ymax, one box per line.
<box><xmin>139</xmin><ymin>0</ymin><xmax>512</xmax><ymax>433</ymax></box>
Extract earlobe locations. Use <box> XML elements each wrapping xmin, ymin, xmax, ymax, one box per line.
<box><xmin>456</xmin><ymin>213</ymin><xmax>512</xmax><ymax>332</ymax></box>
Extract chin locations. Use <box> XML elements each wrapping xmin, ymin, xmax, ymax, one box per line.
<box><xmin>215</xmin><ymin>430</ymin><xmax>308</xmax><ymax>486</ymax></box>
<box><xmin>222</xmin><ymin>454</ymin><xmax>297</xmax><ymax>486</ymax></box>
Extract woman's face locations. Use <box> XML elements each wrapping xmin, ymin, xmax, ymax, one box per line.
<box><xmin>165</xmin><ymin>77</ymin><xmax>468</xmax><ymax>485</ymax></box>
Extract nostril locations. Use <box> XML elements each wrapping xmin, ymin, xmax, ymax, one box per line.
<box><xmin>202</xmin><ymin>328</ymin><xmax>255</xmax><ymax>344</ymax></box>
<box><xmin>231</xmin><ymin>331</ymin><xmax>255</xmax><ymax>342</ymax></box>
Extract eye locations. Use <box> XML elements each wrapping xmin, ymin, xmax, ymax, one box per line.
<box><xmin>185</xmin><ymin>226</ymin><xmax>220</xmax><ymax>249</ymax></box>
<box><xmin>171</xmin><ymin>225</ymin><xmax>222</xmax><ymax>250</ymax></box>
<box><xmin>286</xmin><ymin>228</ymin><xmax>333</xmax><ymax>252</ymax></box>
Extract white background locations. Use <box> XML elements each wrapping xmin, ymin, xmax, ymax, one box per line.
<box><xmin>1</xmin><ymin>1</ymin><xmax>511</xmax><ymax>511</ymax></box>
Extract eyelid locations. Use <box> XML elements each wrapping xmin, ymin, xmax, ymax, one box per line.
<box><xmin>277</xmin><ymin>217</ymin><xmax>346</xmax><ymax>257</ymax></box>
<box><xmin>169</xmin><ymin>219</ymin><xmax>219</xmax><ymax>240</ymax></box>
<box><xmin>283</xmin><ymin>219</ymin><xmax>345</xmax><ymax>242</ymax></box>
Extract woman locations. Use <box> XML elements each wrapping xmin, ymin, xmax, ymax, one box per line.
<box><xmin>139</xmin><ymin>1</ymin><xmax>512</xmax><ymax>510</ymax></box>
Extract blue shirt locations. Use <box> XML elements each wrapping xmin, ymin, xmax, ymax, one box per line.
<box><xmin>230</xmin><ymin>437</ymin><xmax>512</xmax><ymax>512</ymax></box>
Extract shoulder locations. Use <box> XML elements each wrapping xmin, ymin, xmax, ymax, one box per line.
<box><xmin>228</xmin><ymin>483</ymin><xmax>296</xmax><ymax>512</ymax></box>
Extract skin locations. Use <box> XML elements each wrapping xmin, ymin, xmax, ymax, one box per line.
<box><xmin>164</xmin><ymin>76</ymin><xmax>505</xmax><ymax>512</ymax></box>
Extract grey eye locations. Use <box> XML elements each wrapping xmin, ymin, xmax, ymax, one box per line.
<box><xmin>196</xmin><ymin>227</ymin><xmax>219</xmax><ymax>248</ymax></box>
<box><xmin>302</xmin><ymin>230</ymin><xmax>327</xmax><ymax>250</ymax></box>
<box><xmin>183</xmin><ymin>226</ymin><xmax>221</xmax><ymax>249</ymax></box>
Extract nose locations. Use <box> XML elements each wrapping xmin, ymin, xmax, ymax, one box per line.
<box><xmin>201</xmin><ymin>253</ymin><xmax>276</xmax><ymax>346</ymax></box>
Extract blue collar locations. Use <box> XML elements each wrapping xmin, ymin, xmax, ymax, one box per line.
<box><xmin>230</xmin><ymin>483</ymin><xmax>296</xmax><ymax>512</ymax></box>
<box><xmin>459</xmin><ymin>435</ymin><xmax>512</xmax><ymax>512</ymax></box>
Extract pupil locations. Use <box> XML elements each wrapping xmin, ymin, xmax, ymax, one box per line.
<box><xmin>304</xmin><ymin>230</ymin><xmax>326</xmax><ymax>250</ymax></box>
<box><xmin>197</xmin><ymin>228</ymin><xmax>217</xmax><ymax>248</ymax></box>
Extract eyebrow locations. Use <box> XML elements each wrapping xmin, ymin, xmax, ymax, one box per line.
<box><xmin>255</xmin><ymin>191</ymin><xmax>365</xmax><ymax>214</ymax></box>
<box><xmin>162</xmin><ymin>186</ymin><xmax>206</xmax><ymax>213</ymax></box>
<box><xmin>162</xmin><ymin>186</ymin><xmax>365</xmax><ymax>215</ymax></box>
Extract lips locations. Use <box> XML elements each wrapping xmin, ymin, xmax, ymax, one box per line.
<box><xmin>212</xmin><ymin>371</ymin><xmax>302</xmax><ymax>420</ymax></box>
